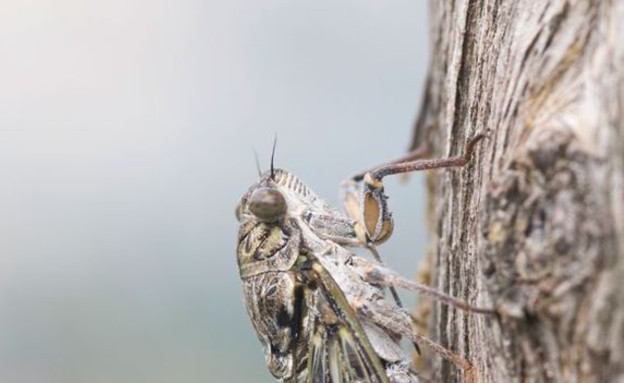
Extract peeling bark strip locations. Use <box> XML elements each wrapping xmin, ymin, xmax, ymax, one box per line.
<box><xmin>415</xmin><ymin>1</ymin><xmax>624</xmax><ymax>382</ymax></box>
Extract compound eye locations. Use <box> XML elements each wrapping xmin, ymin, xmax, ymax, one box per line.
<box><xmin>248</xmin><ymin>188</ymin><xmax>286</xmax><ymax>221</ymax></box>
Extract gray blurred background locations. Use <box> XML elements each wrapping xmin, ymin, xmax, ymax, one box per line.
<box><xmin>0</xmin><ymin>1</ymin><xmax>429</xmax><ymax>382</ymax></box>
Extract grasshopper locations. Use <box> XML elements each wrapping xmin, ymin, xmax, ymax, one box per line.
<box><xmin>235</xmin><ymin>134</ymin><xmax>492</xmax><ymax>383</ymax></box>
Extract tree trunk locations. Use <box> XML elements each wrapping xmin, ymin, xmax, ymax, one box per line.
<box><xmin>414</xmin><ymin>1</ymin><xmax>624</xmax><ymax>382</ymax></box>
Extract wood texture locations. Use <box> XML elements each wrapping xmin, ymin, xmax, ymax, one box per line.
<box><xmin>414</xmin><ymin>1</ymin><xmax>624</xmax><ymax>382</ymax></box>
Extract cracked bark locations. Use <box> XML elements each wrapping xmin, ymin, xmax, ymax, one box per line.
<box><xmin>412</xmin><ymin>1</ymin><xmax>624</xmax><ymax>382</ymax></box>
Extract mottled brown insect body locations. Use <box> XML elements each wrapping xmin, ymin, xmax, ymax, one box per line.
<box><xmin>235</xmin><ymin>135</ymin><xmax>492</xmax><ymax>383</ymax></box>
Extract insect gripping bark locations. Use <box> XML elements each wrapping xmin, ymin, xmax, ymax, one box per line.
<box><xmin>235</xmin><ymin>134</ymin><xmax>493</xmax><ymax>383</ymax></box>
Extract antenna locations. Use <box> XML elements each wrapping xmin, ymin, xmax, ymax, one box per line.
<box><xmin>252</xmin><ymin>149</ymin><xmax>262</xmax><ymax>177</ymax></box>
<box><xmin>270</xmin><ymin>134</ymin><xmax>277</xmax><ymax>180</ymax></box>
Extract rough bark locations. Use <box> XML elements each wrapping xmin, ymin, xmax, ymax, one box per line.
<box><xmin>414</xmin><ymin>1</ymin><xmax>624</xmax><ymax>382</ymax></box>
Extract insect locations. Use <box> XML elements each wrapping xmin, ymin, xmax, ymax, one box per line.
<box><xmin>235</xmin><ymin>134</ymin><xmax>493</xmax><ymax>383</ymax></box>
